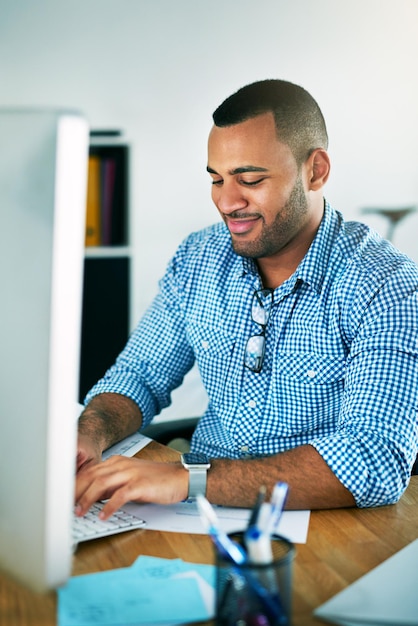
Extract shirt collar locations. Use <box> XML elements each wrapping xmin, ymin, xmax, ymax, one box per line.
<box><xmin>295</xmin><ymin>201</ymin><xmax>342</xmax><ymax>293</ymax></box>
<box><xmin>230</xmin><ymin>250</ymin><xmax>258</xmax><ymax>279</ymax></box>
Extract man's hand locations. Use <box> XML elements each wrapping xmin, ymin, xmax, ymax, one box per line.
<box><xmin>76</xmin><ymin>392</ymin><xmax>144</xmax><ymax>473</ymax></box>
<box><xmin>76</xmin><ymin>432</ymin><xmax>102</xmax><ymax>473</ymax></box>
<box><xmin>74</xmin><ymin>455</ymin><xmax>189</xmax><ymax>519</ymax></box>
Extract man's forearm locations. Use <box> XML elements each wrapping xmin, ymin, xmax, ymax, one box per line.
<box><xmin>206</xmin><ymin>444</ymin><xmax>356</xmax><ymax>510</ymax></box>
<box><xmin>78</xmin><ymin>392</ymin><xmax>143</xmax><ymax>453</ymax></box>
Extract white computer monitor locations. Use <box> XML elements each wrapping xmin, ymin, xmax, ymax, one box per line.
<box><xmin>0</xmin><ymin>109</ymin><xmax>88</xmax><ymax>592</ymax></box>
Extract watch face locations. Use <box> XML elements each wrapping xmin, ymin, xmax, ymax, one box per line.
<box><xmin>182</xmin><ymin>453</ymin><xmax>210</xmax><ymax>469</ymax></box>
<box><xmin>182</xmin><ymin>453</ymin><xmax>209</xmax><ymax>465</ymax></box>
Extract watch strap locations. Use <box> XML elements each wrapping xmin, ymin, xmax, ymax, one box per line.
<box><xmin>188</xmin><ymin>466</ymin><xmax>208</xmax><ymax>498</ymax></box>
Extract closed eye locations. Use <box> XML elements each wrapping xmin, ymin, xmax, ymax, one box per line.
<box><xmin>241</xmin><ymin>177</ymin><xmax>267</xmax><ymax>186</ymax></box>
<box><xmin>209</xmin><ymin>175</ymin><xmax>268</xmax><ymax>187</ymax></box>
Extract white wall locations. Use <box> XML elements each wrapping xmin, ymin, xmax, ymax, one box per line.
<box><xmin>1</xmin><ymin>0</ymin><xmax>417</xmax><ymax>420</ymax></box>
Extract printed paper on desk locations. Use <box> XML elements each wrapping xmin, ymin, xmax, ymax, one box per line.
<box><xmin>123</xmin><ymin>500</ymin><xmax>310</xmax><ymax>543</ymax></box>
<box><xmin>102</xmin><ymin>431</ymin><xmax>151</xmax><ymax>460</ymax></box>
<box><xmin>314</xmin><ymin>538</ymin><xmax>418</xmax><ymax>625</ymax></box>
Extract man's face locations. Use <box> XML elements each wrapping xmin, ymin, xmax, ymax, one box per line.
<box><xmin>207</xmin><ymin>112</ymin><xmax>311</xmax><ymax>259</ymax></box>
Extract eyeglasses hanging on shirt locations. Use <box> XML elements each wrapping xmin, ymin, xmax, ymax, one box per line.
<box><xmin>244</xmin><ymin>288</ymin><xmax>274</xmax><ymax>373</ymax></box>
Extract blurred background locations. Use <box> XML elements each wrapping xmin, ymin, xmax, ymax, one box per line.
<box><xmin>1</xmin><ymin>0</ymin><xmax>417</xmax><ymax>420</ymax></box>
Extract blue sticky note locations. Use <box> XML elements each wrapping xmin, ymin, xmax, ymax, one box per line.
<box><xmin>58</xmin><ymin>565</ymin><xmax>210</xmax><ymax>625</ymax></box>
<box><xmin>131</xmin><ymin>555</ymin><xmax>188</xmax><ymax>577</ymax></box>
<box><xmin>132</xmin><ymin>555</ymin><xmax>215</xmax><ymax>588</ymax></box>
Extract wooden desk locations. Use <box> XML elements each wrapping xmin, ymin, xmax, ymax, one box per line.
<box><xmin>1</xmin><ymin>441</ymin><xmax>417</xmax><ymax>626</ymax></box>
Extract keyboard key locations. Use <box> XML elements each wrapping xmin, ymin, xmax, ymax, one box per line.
<box><xmin>73</xmin><ymin>502</ymin><xmax>146</xmax><ymax>542</ymax></box>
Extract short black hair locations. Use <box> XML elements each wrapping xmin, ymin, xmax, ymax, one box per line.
<box><xmin>212</xmin><ymin>79</ymin><xmax>328</xmax><ymax>165</ymax></box>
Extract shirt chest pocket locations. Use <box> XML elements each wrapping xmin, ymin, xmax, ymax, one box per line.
<box><xmin>187</xmin><ymin>325</ymin><xmax>236</xmax><ymax>407</ymax></box>
<box><xmin>275</xmin><ymin>352</ymin><xmax>346</xmax><ymax>383</ymax></box>
<box><xmin>272</xmin><ymin>352</ymin><xmax>346</xmax><ymax>434</ymax></box>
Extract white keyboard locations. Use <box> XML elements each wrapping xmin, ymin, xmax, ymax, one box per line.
<box><xmin>73</xmin><ymin>502</ymin><xmax>146</xmax><ymax>544</ymax></box>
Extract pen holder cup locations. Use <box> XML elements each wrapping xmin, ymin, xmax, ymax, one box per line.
<box><xmin>215</xmin><ymin>532</ymin><xmax>295</xmax><ymax>626</ymax></box>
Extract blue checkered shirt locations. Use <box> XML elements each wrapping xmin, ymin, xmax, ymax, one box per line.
<box><xmin>86</xmin><ymin>202</ymin><xmax>418</xmax><ymax>508</ymax></box>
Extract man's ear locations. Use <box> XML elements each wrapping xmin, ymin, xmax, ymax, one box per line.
<box><xmin>307</xmin><ymin>149</ymin><xmax>330</xmax><ymax>190</ymax></box>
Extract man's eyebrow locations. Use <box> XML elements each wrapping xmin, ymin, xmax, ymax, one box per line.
<box><xmin>206</xmin><ymin>165</ymin><xmax>269</xmax><ymax>175</ymax></box>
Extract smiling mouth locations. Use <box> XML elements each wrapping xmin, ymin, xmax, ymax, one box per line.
<box><xmin>225</xmin><ymin>215</ymin><xmax>261</xmax><ymax>235</ymax></box>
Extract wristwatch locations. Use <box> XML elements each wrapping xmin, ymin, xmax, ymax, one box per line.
<box><xmin>181</xmin><ymin>452</ymin><xmax>211</xmax><ymax>498</ymax></box>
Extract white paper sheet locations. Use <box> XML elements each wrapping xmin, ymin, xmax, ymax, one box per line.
<box><xmin>123</xmin><ymin>499</ymin><xmax>310</xmax><ymax>544</ymax></box>
<box><xmin>314</xmin><ymin>538</ymin><xmax>418</xmax><ymax>625</ymax></box>
<box><xmin>102</xmin><ymin>431</ymin><xmax>152</xmax><ymax>459</ymax></box>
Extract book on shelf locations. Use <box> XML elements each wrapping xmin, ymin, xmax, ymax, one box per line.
<box><xmin>101</xmin><ymin>156</ymin><xmax>116</xmax><ymax>246</ymax></box>
<box><xmin>85</xmin><ymin>142</ymin><xmax>128</xmax><ymax>247</ymax></box>
<box><xmin>85</xmin><ymin>155</ymin><xmax>101</xmax><ymax>246</ymax></box>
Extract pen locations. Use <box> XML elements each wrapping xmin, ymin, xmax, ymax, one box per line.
<box><xmin>244</xmin><ymin>485</ymin><xmax>289</xmax><ymax>625</ymax></box>
<box><xmin>247</xmin><ymin>485</ymin><xmax>267</xmax><ymax>531</ymax></box>
<box><xmin>196</xmin><ymin>494</ymin><xmax>247</xmax><ymax>564</ymax></box>
<box><xmin>266</xmin><ymin>481</ymin><xmax>289</xmax><ymax>535</ymax></box>
<box><xmin>245</xmin><ymin>521</ymin><xmax>274</xmax><ymax>565</ymax></box>
<box><xmin>245</xmin><ymin>482</ymin><xmax>288</xmax><ymax>564</ymax></box>
<box><xmin>197</xmin><ymin>495</ymin><xmax>287</xmax><ymax>625</ymax></box>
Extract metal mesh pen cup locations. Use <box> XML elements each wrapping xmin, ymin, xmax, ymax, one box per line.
<box><xmin>215</xmin><ymin>532</ymin><xmax>295</xmax><ymax>626</ymax></box>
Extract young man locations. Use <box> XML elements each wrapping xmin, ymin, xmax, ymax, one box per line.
<box><xmin>76</xmin><ymin>80</ymin><xmax>418</xmax><ymax>520</ymax></box>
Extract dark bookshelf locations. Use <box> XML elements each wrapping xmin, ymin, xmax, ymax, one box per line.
<box><xmin>79</xmin><ymin>133</ymin><xmax>131</xmax><ymax>401</ymax></box>
<box><xmin>79</xmin><ymin>256</ymin><xmax>130</xmax><ymax>402</ymax></box>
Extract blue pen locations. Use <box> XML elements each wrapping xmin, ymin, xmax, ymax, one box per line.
<box><xmin>245</xmin><ymin>519</ymin><xmax>274</xmax><ymax>564</ymax></box>
<box><xmin>196</xmin><ymin>495</ymin><xmax>288</xmax><ymax>625</ymax></box>
<box><xmin>196</xmin><ymin>494</ymin><xmax>247</xmax><ymax>564</ymax></box>
<box><xmin>244</xmin><ymin>486</ymin><xmax>290</xmax><ymax>625</ymax></box>
<box><xmin>266</xmin><ymin>482</ymin><xmax>289</xmax><ymax>535</ymax></box>
<box><xmin>245</xmin><ymin>482</ymin><xmax>289</xmax><ymax>563</ymax></box>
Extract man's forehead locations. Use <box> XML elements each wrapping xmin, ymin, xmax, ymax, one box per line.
<box><xmin>207</xmin><ymin>116</ymin><xmax>295</xmax><ymax>172</ymax></box>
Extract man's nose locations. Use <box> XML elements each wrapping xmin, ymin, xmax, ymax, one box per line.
<box><xmin>214</xmin><ymin>181</ymin><xmax>248</xmax><ymax>214</ymax></box>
